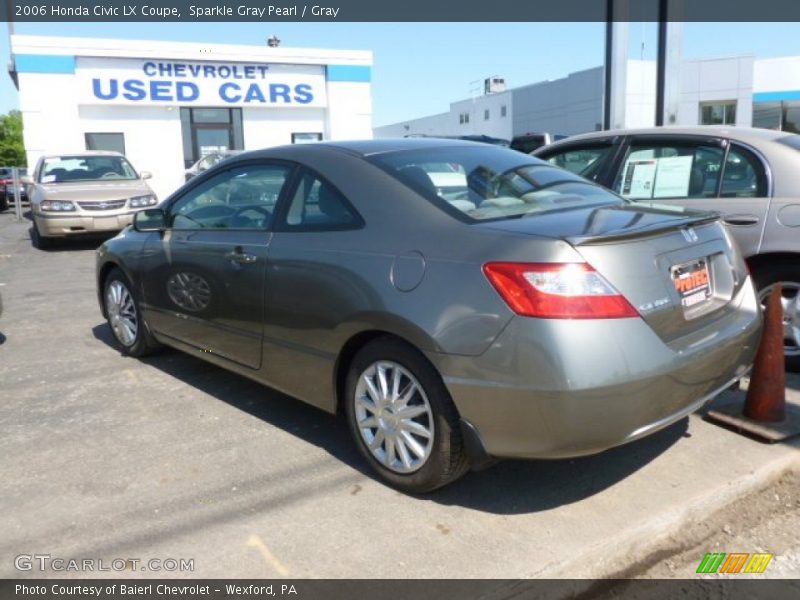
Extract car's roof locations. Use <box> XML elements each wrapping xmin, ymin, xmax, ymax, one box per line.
<box><xmin>310</xmin><ymin>137</ymin><xmax>497</xmax><ymax>156</ymax></box>
<box><xmin>549</xmin><ymin>126</ymin><xmax>789</xmax><ymax>146</ymax></box>
<box><xmin>41</xmin><ymin>151</ymin><xmax>125</xmax><ymax>159</ymax></box>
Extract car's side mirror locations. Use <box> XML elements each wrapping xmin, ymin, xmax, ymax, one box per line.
<box><xmin>140</xmin><ymin>171</ymin><xmax>153</xmax><ymax>180</ymax></box>
<box><xmin>133</xmin><ymin>208</ymin><xmax>167</xmax><ymax>232</ymax></box>
<box><xmin>20</xmin><ymin>176</ymin><xmax>32</xmax><ymax>185</ymax></box>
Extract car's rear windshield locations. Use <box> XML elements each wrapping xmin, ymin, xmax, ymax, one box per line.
<box><xmin>39</xmin><ymin>156</ymin><xmax>139</xmax><ymax>183</ymax></box>
<box><xmin>369</xmin><ymin>145</ymin><xmax>626</xmax><ymax>222</ymax></box>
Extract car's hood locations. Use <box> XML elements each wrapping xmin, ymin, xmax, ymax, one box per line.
<box><xmin>473</xmin><ymin>202</ymin><xmax>719</xmax><ymax>245</ymax></box>
<box><xmin>37</xmin><ymin>180</ymin><xmax>153</xmax><ymax>202</ymax></box>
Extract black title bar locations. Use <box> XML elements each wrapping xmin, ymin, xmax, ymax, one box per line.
<box><xmin>2</xmin><ymin>0</ymin><xmax>800</xmax><ymax>22</ymax></box>
<box><xmin>3</xmin><ymin>579</ymin><xmax>800</xmax><ymax>600</ymax></box>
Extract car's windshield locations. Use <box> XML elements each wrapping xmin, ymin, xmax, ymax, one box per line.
<box><xmin>371</xmin><ymin>145</ymin><xmax>626</xmax><ymax>222</ymax></box>
<box><xmin>39</xmin><ymin>156</ymin><xmax>138</xmax><ymax>183</ymax></box>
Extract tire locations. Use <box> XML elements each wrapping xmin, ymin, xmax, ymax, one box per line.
<box><xmin>103</xmin><ymin>268</ymin><xmax>161</xmax><ymax>357</ymax></box>
<box><xmin>344</xmin><ymin>337</ymin><xmax>470</xmax><ymax>493</ymax></box>
<box><xmin>31</xmin><ymin>221</ymin><xmax>52</xmax><ymax>250</ymax></box>
<box><xmin>0</xmin><ymin>193</ymin><xmax>7</xmax><ymax>212</ymax></box>
<box><xmin>751</xmin><ymin>262</ymin><xmax>800</xmax><ymax>372</ymax></box>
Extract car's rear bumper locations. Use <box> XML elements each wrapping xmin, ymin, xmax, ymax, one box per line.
<box><xmin>34</xmin><ymin>212</ymin><xmax>135</xmax><ymax>237</ymax></box>
<box><xmin>433</xmin><ymin>278</ymin><xmax>762</xmax><ymax>459</ymax></box>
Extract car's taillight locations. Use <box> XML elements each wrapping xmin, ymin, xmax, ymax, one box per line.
<box><xmin>483</xmin><ymin>262</ymin><xmax>639</xmax><ymax>319</ymax></box>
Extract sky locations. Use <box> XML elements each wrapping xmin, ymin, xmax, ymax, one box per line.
<box><xmin>2</xmin><ymin>22</ymin><xmax>800</xmax><ymax>126</ymax></box>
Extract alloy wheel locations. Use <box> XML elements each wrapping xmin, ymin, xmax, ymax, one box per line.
<box><xmin>106</xmin><ymin>280</ymin><xmax>138</xmax><ymax>347</ymax></box>
<box><xmin>354</xmin><ymin>361</ymin><xmax>435</xmax><ymax>474</ymax></box>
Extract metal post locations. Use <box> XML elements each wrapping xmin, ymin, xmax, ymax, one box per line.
<box><xmin>655</xmin><ymin>0</ymin><xmax>669</xmax><ymax>126</ymax></box>
<box><xmin>603</xmin><ymin>2</ymin><xmax>613</xmax><ymax>130</ymax></box>
<box><xmin>12</xmin><ymin>167</ymin><xmax>23</xmax><ymax>221</ymax></box>
<box><xmin>603</xmin><ymin>0</ymin><xmax>629</xmax><ymax>131</ymax></box>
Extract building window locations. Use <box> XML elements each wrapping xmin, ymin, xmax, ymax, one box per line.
<box><xmin>753</xmin><ymin>100</ymin><xmax>800</xmax><ymax>132</ymax></box>
<box><xmin>785</xmin><ymin>102</ymin><xmax>800</xmax><ymax>133</ymax></box>
<box><xmin>753</xmin><ymin>102</ymin><xmax>781</xmax><ymax>130</ymax></box>
<box><xmin>464</xmin><ymin>112</ymin><xmax>469</xmax><ymax>124</ymax></box>
<box><xmin>700</xmin><ymin>101</ymin><xmax>737</xmax><ymax>125</ymax></box>
<box><xmin>85</xmin><ymin>132</ymin><xmax>125</xmax><ymax>155</ymax></box>
<box><xmin>292</xmin><ymin>132</ymin><xmax>323</xmax><ymax>144</ymax></box>
<box><xmin>484</xmin><ymin>109</ymin><xmax>490</xmax><ymax>121</ymax></box>
<box><xmin>501</xmin><ymin>105</ymin><xmax>507</xmax><ymax>118</ymax></box>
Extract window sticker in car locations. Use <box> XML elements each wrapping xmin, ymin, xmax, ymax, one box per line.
<box><xmin>652</xmin><ymin>156</ymin><xmax>694</xmax><ymax>198</ymax></box>
<box><xmin>621</xmin><ymin>160</ymin><xmax>657</xmax><ymax>198</ymax></box>
<box><xmin>620</xmin><ymin>154</ymin><xmax>695</xmax><ymax>199</ymax></box>
<box><xmin>41</xmin><ymin>175</ymin><xmax>56</xmax><ymax>183</ymax></box>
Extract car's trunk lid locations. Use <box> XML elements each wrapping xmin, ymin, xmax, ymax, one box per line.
<box><xmin>477</xmin><ymin>203</ymin><xmax>750</xmax><ymax>343</ymax></box>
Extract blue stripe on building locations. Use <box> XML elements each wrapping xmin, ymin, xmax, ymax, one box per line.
<box><xmin>15</xmin><ymin>54</ymin><xmax>76</xmax><ymax>74</ymax></box>
<box><xmin>327</xmin><ymin>65</ymin><xmax>371</xmax><ymax>82</ymax></box>
<box><xmin>753</xmin><ymin>90</ymin><xmax>800</xmax><ymax>102</ymax></box>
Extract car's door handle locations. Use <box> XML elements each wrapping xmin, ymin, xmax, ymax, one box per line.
<box><xmin>723</xmin><ymin>215</ymin><xmax>760</xmax><ymax>226</ymax></box>
<box><xmin>225</xmin><ymin>247</ymin><xmax>257</xmax><ymax>265</ymax></box>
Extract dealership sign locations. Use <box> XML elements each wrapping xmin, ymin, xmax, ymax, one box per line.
<box><xmin>76</xmin><ymin>57</ymin><xmax>327</xmax><ymax>107</ymax></box>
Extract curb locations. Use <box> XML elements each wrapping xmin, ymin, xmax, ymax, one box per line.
<box><xmin>536</xmin><ymin>448</ymin><xmax>800</xmax><ymax>579</ymax></box>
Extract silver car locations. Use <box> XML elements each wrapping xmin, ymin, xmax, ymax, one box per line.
<box><xmin>535</xmin><ymin>126</ymin><xmax>800</xmax><ymax>370</ymax></box>
<box><xmin>184</xmin><ymin>150</ymin><xmax>243</xmax><ymax>182</ymax></box>
<box><xmin>97</xmin><ymin>139</ymin><xmax>761</xmax><ymax>492</ymax></box>
<box><xmin>26</xmin><ymin>151</ymin><xmax>157</xmax><ymax>248</ymax></box>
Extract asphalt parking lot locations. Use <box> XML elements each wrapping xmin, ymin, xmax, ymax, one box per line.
<box><xmin>1</xmin><ymin>210</ymin><xmax>799</xmax><ymax>580</ymax></box>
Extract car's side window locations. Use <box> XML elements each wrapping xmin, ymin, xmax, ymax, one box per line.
<box><xmin>543</xmin><ymin>146</ymin><xmax>614</xmax><ymax>182</ymax></box>
<box><xmin>614</xmin><ymin>141</ymin><xmax>724</xmax><ymax>200</ymax></box>
<box><xmin>169</xmin><ymin>164</ymin><xmax>291</xmax><ymax>231</ymax></box>
<box><xmin>720</xmin><ymin>144</ymin><xmax>768</xmax><ymax>198</ymax></box>
<box><xmin>279</xmin><ymin>170</ymin><xmax>361</xmax><ymax>230</ymax></box>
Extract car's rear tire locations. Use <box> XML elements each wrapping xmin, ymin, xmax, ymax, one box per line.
<box><xmin>344</xmin><ymin>337</ymin><xmax>470</xmax><ymax>493</ymax></box>
<box><xmin>752</xmin><ymin>263</ymin><xmax>800</xmax><ymax>372</ymax></box>
<box><xmin>103</xmin><ymin>268</ymin><xmax>160</xmax><ymax>357</ymax></box>
<box><xmin>0</xmin><ymin>193</ymin><xmax>8</xmax><ymax>212</ymax></box>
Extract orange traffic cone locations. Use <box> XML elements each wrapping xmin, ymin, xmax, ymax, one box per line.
<box><xmin>706</xmin><ymin>282</ymin><xmax>800</xmax><ymax>442</ymax></box>
<box><xmin>743</xmin><ymin>284</ymin><xmax>786</xmax><ymax>422</ymax></box>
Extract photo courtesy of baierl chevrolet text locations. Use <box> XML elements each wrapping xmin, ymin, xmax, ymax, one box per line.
<box><xmin>1</xmin><ymin>1</ymin><xmax>800</xmax><ymax>599</ymax></box>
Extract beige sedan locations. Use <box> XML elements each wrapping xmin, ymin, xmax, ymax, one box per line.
<box><xmin>25</xmin><ymin>151</ymin><xmax>157</xmax><ymax>248</ymax></box>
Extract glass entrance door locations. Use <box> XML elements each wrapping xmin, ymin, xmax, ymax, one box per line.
<box><xmin>195</xmin><ymin>127</ymin><xmax>232</xmax><ymax>158</ymax></box>
<box><xmin>180</xmin><ymin>108</ymin><xmax>244</xmax><ymax>168</ymax></box>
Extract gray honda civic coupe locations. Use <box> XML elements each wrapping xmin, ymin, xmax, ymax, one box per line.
<box><xmin>96</xmin><ymin>139</ymin><xmax>761</xmax><ymax>492</ymax></box>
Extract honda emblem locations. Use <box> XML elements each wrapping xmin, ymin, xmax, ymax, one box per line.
<box><xmin>682</xmin><ymin>227</ymin><xmax>698</xmax><ymax>243</ymax></box>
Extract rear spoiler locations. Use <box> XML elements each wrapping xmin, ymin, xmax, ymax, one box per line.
<box><xmin>567</xmin><ymin>211</ymin><xmax>721</xmax><ymax>246</ymax></box>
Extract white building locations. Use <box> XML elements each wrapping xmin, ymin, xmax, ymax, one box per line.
<box><xmin>9</xmin><ymin>35</ymin><xmax>373</xmax><ymax>198</ymax></box>
<box><xmin>374</xmin><ymin>55</ymin><xmax>800</xmax><ymax>141</ymax></box>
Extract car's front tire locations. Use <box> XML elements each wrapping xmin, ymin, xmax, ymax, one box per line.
<box><xmin>31</xmin><ymin>221</ymin><xmax>53</xmax><ymax>249</ymax></box>
<box><xmin>344</xmin><ymin>338</ymin><xmax>470</xmax><ymax>493</ymax></box>
<box><xmin>103</xmin><ymin>268</ymin><xmax>160</xmax><ymax>357</ymax></box>
<box><xmin>753</xmin><ymin>263</ymin><xmax>800</xmax><ymax>372</ymax></box>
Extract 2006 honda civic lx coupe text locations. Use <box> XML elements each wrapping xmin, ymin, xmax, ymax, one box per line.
<box><xmin>96</xmin><ymin>139</ymin><xmax>762</xmax><ymax>492</ymax></box>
